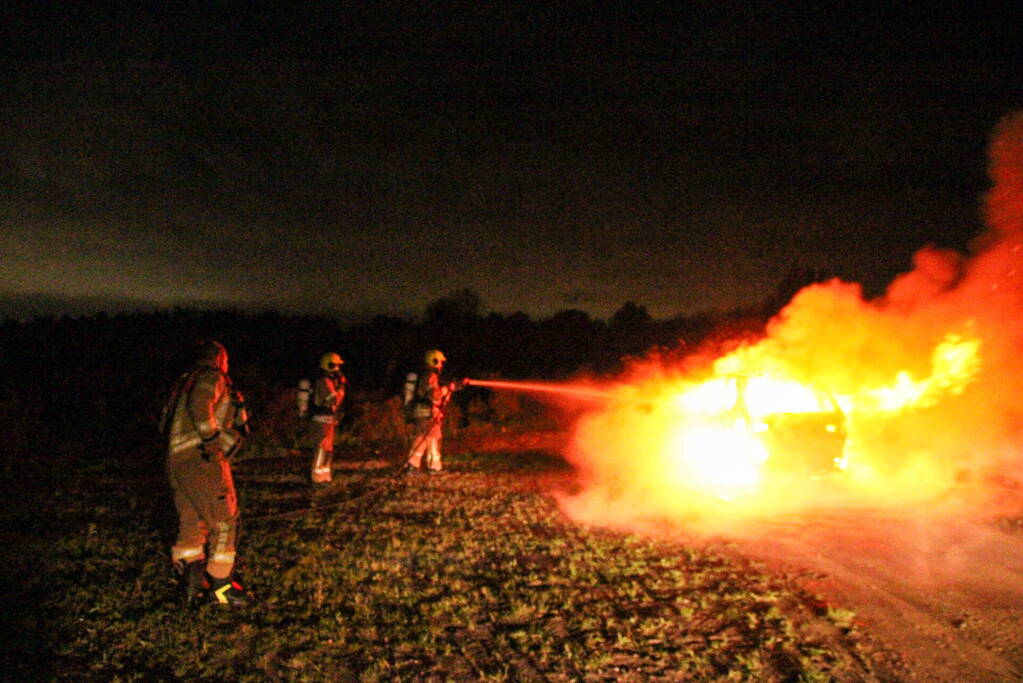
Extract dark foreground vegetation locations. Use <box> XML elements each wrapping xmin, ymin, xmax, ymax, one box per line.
<box><xmin>4</xmin><ymin>439</ymin><xmax>893</xmax><ymax>681</ymax></box>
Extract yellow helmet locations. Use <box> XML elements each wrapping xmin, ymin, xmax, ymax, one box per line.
<box><xmin>424</xmin><ymin>349</ymin><xmax>446</xmax><ymax>369</ymax></box>
<box><xmin>320</xmin><ymin>352</ymin><xmax>344</xmax><ymax>371</ymax></box>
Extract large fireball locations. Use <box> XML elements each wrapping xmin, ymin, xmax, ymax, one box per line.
<box><xmin>558</xmin><ymin>113</ymin><xmax>1023</xmax><ymax>531</ymax></box>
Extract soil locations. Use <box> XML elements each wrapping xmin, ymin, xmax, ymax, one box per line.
<box><xmin>728</xmin><ymin>495</ymin><xmax>1023</xmax><ymax>682</ymax></box>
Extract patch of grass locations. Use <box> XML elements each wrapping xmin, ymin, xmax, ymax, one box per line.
<box><xmin>2</xmin><ymin>445</ymin><xmax>883</xmax><ymax>681</ymax></box>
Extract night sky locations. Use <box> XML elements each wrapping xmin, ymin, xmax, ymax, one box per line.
<box><xmin>1</xmin><ymin>4</ymin><xmax>1020</xmax><ymax>321</ymax></box>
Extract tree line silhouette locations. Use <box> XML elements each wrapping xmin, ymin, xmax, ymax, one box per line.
<box><xmin>0</xmin><ymin>275</ymin><xmax>827</xmax><ymax>469</ymax></box>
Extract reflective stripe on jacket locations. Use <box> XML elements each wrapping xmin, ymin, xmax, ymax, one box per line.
<box><xmin>168</xmin><ymin>364</ymin><xmax>236</xmax><ymax>454</ymax></box>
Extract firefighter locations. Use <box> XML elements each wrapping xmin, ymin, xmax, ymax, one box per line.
<box><xmin>166</xmin><ymin>340</ymin><xmax>249</xmax><ymax>606</ymax></box>
<box><xmin>310</xmin><ymin>351</ymin><xmax>347</xmax><ymax>485</ymax></box>
<box><xmin>401</xmin><ymin>349</ymin><xmax>465</xmax><ymax>475</ymax></box>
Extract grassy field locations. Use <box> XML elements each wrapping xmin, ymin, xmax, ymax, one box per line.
<box><xmin>3</xmin><ymin>439</ymin><xmax>891</xmax><ymax>681</ymax></box>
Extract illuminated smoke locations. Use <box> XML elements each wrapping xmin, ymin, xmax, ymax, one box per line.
<box><xmin>556</xmin><ymin>112</ymin><xmax>1023</xmax><ymax>531</ymax></box>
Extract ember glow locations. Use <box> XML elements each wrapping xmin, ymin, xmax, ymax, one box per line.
<box><xmin>556</xmin><ymin>113</ymin><xmax>1023</xmax><ymax>530</ymax></box>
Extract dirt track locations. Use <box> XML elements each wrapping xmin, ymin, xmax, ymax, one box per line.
<box><xmin>733</xmin><ymin>502</ymin><xmax>1023</xmax><ymax>682</ymax></box>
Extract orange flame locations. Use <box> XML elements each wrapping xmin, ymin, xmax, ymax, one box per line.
<box><xmin>557</xmin><ymin>113</ymin><xmax>1023</xmax><ymax>532</ymax></box>
<box><xmin>564</xmin><ymin>331</ymin><xmax>982</xmax><ymax>515</ymax></box>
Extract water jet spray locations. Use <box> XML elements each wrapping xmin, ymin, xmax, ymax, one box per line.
<box><xmin>467</xmin><ymin>378</ymin><xmax>619</xmax><ymax>402</ymax></box>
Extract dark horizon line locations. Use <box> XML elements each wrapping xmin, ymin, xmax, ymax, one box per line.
<box><xmin>0</xmin><ymin>291</ymin><xmax>759</xmax><ymax>326</ymax></box>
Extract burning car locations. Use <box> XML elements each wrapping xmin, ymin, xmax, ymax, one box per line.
<box><xmin>747</xmin><ymin>382</ymin><xmax>848</xmax><ymax>478</ymax></box>
<box><xmin>683</xmin><ymin>373</ymin><xmax>849</xmax><ymax>478</ymax></box>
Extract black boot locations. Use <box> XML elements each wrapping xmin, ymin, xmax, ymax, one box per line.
<box><xmin>176</xmin><ymin>560</ymin><xmax>208</xmax><ymax>604</ymax></box>
<box><xmin>207</xmin><ymin>574</ymin><xmax>249</xmax><ymax>606</ymax></box>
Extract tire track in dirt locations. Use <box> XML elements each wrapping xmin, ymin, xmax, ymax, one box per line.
<box><xmin>733</xmin><ymin>506</ymin><xmax>1023</xmax><ymax>682</ymax></box>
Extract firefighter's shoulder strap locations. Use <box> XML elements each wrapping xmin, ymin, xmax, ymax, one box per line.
<box><xmin>310</xmin><ymin>374</ymin><xmax>333</xmax><ymax>417</ymax></box>
<box><xmin>415</xmin><ymin>371</ymin><xmax>433</xmax><ymax>403</ymax></box>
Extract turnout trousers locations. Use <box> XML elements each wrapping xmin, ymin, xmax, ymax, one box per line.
<box><xmin>167</xmin><ymin>447</ymin><xmax>240</xmax><ymax>579</ymax></box>
<box><xmin>311</xmin><ymin>418</ymin><xmax>336</xmax><ymax>483</ymax></box>
<box><xmin>406</xmin><ymin>415</ymin><xmax>443</xmax><ymax>471</ymax></box>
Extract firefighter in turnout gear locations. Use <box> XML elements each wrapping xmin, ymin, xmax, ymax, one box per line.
<box><xmin>165</xmin><ymin>340</ymin><xmax>249</xmax><ymax>606</ymax></box>
<box><xmin>401</xmin><ymin>349</ymin><xmax>465</xmax><ymax>475</ymax></box>
<box><xmin>310</xmin><ymin>352</ymin><xmax>347</xmax><ymax>484</ymax></box>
